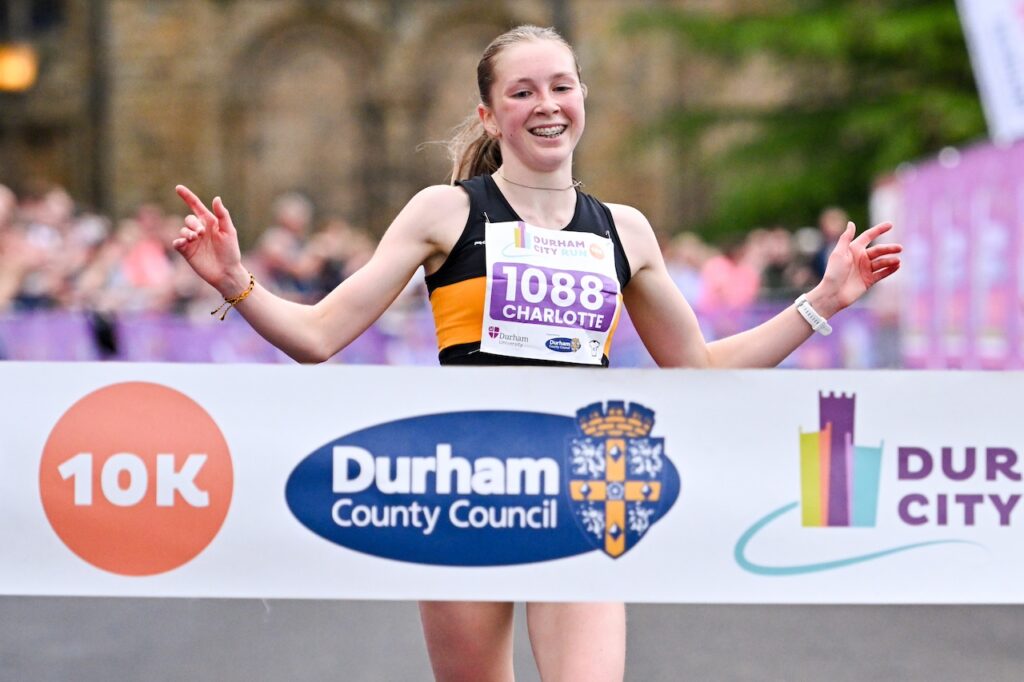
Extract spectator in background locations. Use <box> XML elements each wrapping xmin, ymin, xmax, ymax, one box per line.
<box><xmin>74</xmin><ymin>217</ymin><xmax>135</xmax><ymax>312</ymax></box>
<box><xmin>664</xmin><ymin>231</ymin><xmax>709</xmax><ymax>304</ymax></box>
<box><xmin>306</xmin><ymin>216</ymin><xmax>376</xmax><ymax>299</ymax></box>
<box><xmin>119</xmin><ymin>203</ymin><xmax>176</xmax><ymax>308</ymax></box>
<box><xmin>758</xmin><ymin>226</ymin><xmax>812</xmax><ymax>303</ymax></box>
<box><xmin>0</xmin><ymin>184</ymin><xmax>23</xmax><ymax>310</ymax></box>
<box><xmin>250</xmin><ymin>192</ymin><xmax>322</xmax><ymax>302</ymax></box>
<box><xmin>0</xmin><ymin>184</ymin><xmax>15</xmax><ymax>229</ymax></box>
<box><xmin>10</xmin><ymin>182</ymin><xmax>75</xmax><ymax>310</ymax></box>
<box><xmin>697</xmin><ymin>234</ymin><xmax>761</xmax><ymax>314</ymax></box>
<box><xmin>813</xmin><ymin>207</ymin><xmax>849</xmax><ymax>279</ymax></box>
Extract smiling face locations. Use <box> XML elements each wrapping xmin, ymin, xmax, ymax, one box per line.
<box><xmin>479</xmin><ymin>38</ymin><xmax>586</xmax><ymax>176</ymax></box>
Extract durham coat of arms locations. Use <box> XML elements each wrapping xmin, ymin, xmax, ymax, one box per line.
<box><xmin>567</xmin><ymin>401</ymin><xmax>672</xmax><ymax>558</ymax></box>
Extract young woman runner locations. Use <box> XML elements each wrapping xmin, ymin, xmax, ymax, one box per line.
<box><xmin>174</xmin><ymin>25</ymin><xmax>901</xmax><ymax>682</ymax></box>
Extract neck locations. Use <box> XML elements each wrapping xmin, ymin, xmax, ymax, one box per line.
<box><xmin>493</xmin><ymin>164</ymin><xmax>578</xmax><ymax>230</ymax></box>
<box><xmin>495</xmin><ymin>160</ymin><xmax>575</xmax><ymax>191</ymax></box>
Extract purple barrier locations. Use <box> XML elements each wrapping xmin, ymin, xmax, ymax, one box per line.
<box><xmin>112</xmin><ymin>314</ymin><xmax>284</xmax><ymax>363</ymax></box>
<box><xmin>877</xmin><ymin>139</ymin><xmax>1024</xmax><ymax>369</ymax></box>
<box><xmin>0</xmin><ymin>312</ymin><xmax>100</xmax><ymax>361</ymax></box>
<box><xmin>0</xmin><ymin>306</ymin><xmax>892</xmax><ymax>368</ymax></box>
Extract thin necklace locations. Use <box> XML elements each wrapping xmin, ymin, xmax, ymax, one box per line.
<box><xmin>497</xmin><ymin>171</ymin><xmax>582</xmax><ymax>192</ymax></box>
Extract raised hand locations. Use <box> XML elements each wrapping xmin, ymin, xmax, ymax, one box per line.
<box><xmin>173</xmin><ymin>185</ymin><xmax>248</xmax><ymax>297</ymax></box>
<box><xmin>820</xmin><ymin>221</ymin><xmax>902</xmax><ymax>313</ymax></box>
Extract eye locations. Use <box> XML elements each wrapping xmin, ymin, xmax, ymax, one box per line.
<box><xmin>512</xmin><ymin>90</ymin><xmax>531</xmax><ymax>99</ymax></box>
<box><xmin>554</xmin><ymin>84</ymin><xmax>573</xmax><ymax>92</ymax></box>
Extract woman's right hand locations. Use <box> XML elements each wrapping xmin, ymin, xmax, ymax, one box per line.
<box><xmin>173</xmin><ymin>185</ymin><xmax>249</xmax><ymax>297</ymax></box>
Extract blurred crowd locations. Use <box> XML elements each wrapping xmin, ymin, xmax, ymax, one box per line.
<box><xmin>662</xmin><ymin>207</ymin><xmax>849</xmax><ymax>315</ymax></box>
<box><xmin>0</xmin><ymin>182</ymin><xmax>386</xmax><ymax>320</ymax></box>
<box><xmin>0</xmin><ymin>180</ymin><xmax>849</xmax><ymax>320</ymax></box>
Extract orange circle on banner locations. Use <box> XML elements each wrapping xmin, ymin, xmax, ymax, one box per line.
<box><xmin>589</xmin><ymin>243</ymin><xmax>605</xmax><ymax>259</ymax></box>
<box><xmin>39</xmin><ymin>382</ymin><xmax>233</xmax><ymax>576</ymax></box>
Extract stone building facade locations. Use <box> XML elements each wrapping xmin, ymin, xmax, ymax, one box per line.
<box><xmin>1</xmin><ymin>0</ymin><xmax>777</xmax><ymax>242</ymax></box>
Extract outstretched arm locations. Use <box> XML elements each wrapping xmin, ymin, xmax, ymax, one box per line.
<box><xmin>705</xmin><ymin>220</ymin><xmax>899</xmax><ymax>367</ymax></box>
<box><xmin>611</xmin><ymin>204</ymin><xmax>901</xmax><ymax>369</ymax></box>
<box><xmin>173</xmin><ymin>184</ymin><xmax>466</xmax><ymax>363</ymax></box>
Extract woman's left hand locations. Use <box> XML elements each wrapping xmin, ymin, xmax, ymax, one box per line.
<box><xmin>817</xmin><ymin>221</ymin><xmax>902</xmax><ymax>316</ymax></box>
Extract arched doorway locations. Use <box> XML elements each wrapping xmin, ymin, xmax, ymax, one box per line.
<box><xmin>224</xmin><ymin>19</ymin><xmax>377</xmax><ymax>245</ymax></box>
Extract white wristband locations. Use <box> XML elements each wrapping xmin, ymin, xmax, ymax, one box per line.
<box><xmin>794</xmin><ymin>294</ymin><xmax>832</xmax><ymax>336</ymax></box>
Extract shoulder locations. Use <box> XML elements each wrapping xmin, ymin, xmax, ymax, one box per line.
<box><xmin>604</xmin><ymin>203</ymin><xmax>661</xmax><ymax>274</ymax></box>
<box><xmin>407</xmin><ymin>184</ymin><xmax>470</xmax><ymax>217</ymax></box>
<box><xmin>389</xmin><ymin>184</ymin><xmax>470</xmax><ymax>241</ymax></box>
<box><xmin>379</xmin><ymin>185</ymin><xmax>473</xmax><ymax>271</ymax></box>
<box><xmin>604</xmin><ymin>202</ymin><xmax>651</xmax><ymax>232</ymax></box>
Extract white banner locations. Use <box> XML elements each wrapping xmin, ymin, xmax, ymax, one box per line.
<box><xmin>957</xmin><ymin>0</ymin><xmax>1024</xmax><ymax>143</ymax></box>
<box><xmin>2</xmin><ymin>363</ymin><xmax>1022</xmax><ymax>603</ymax></box>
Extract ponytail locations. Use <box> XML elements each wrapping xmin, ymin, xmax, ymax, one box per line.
<box><xmin>447</xmin><ymin>114</ymin><xmax>502</xmax><ymax>183</ymax></box>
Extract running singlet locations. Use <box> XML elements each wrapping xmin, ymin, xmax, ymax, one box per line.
<box><xmin>425</xmin><ymin>174</ymin><xmax>632</xmax><ymax>366</ymax></box>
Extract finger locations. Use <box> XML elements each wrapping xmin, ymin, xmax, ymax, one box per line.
<box><xmin>175</xmin><ymin>185</ymin><xmax>217</xmax><ymax>226</ymax></box>
<box><xmin>211</xmin><ymin>196</ymin><xmax>236</xmax><ymax>235</ymax></box>
<box><xmin>172</xmin><ymin>237</ymin><xmax>188</xmax><ymax>250</ymax></box>
<box><xmin>840</xmin><ymin>221</ymin><xmax>856</xmax><ymax>245</ymax></box>
<box><xmin>184</xmin><ymin>215</ymin><xmax>205</xmax><ymax>234</ymax></box>
<box><xmin>870</xmin><ymin>263</ymin><xmax>900</xmax><ymax>284</ymax></box>
<box><xmin>853</xmin><ymin>221</ymin><xmax>893</xmax><ymax>246</ymax></box>
<box><xmin>179</xmin><ymin>226</ymin><xmax>198</xmax><ymax>241</ymax></box>
<box><xmin>866</xmin><ymin>243</ymin><xmax>902</xmax><ymax>257</ymax></box>
<box><xmin>870</xmin><ymin>256</ymin><xmax>901</xmax><ymax>271</ymax></box>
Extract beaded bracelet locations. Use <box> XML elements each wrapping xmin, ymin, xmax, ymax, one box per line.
<box><xmin>211</xmin><ymin>273</ymin><xmax>255</xmax><ymax>320</ymax></box>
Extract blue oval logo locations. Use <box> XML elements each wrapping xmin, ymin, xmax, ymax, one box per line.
<box><xmin>286</xmin><ymin>402</ymin><xmax>680</xmax><ymax>566</ymax></box>
<box><xmin>545</xmin><ymin>337</ymin><xmax>576</xmax><ymax>353</ymax></box>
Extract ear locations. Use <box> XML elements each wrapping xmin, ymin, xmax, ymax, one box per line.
<box><xmin>581</xmin><ymin>82</ymin><xmax>588</xmax><ymax>99</ymax></box>
<box><xmin>477</xmin><ymin>102</ymin><xmax>499</xmax><ymax>138</ymax></box>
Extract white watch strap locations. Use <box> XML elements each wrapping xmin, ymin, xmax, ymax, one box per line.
<box><xmin>795</xmin><ymin>294</ymin><xmax>832</xmax><ymax>336</ymax></box>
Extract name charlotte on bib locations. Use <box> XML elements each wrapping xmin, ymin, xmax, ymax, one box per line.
<box><xmin>481</xmin><ymin>221</ymin><xmax>622</xmax><ymax>365</ymax></box>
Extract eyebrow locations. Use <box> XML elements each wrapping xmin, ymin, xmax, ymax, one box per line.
<box><xmin>508</xmin><ymin>72</ymin><xmax>576</xmax><ymax>86</ymax></box>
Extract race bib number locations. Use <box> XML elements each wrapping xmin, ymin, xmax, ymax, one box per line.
<box><xmin>489</xmin><ymin>263</ymin><xmax>617</xmax><ymax>331</ymax></box>
<box><xmin>481</xmin><ymin>221</ymin><xmax>622</xmax><ymax>364</ymax></box>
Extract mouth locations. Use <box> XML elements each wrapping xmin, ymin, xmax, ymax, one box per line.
<box><xmin>530</xmin><ymin>125</ymin><xmax>567</xmax><ymax>139</ymax></box>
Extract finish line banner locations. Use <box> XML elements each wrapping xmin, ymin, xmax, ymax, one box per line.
<box><xmin>2</xmin><ymin>363</ymin><xmax>1022</xmax><ymax>603</ymax></box>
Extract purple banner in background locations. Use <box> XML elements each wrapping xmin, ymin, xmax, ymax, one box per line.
<box><xmin>0</xmin><ymin>306</ymin><xmax>889</xmax><ymax>368</ymax></box>
<box><xmin>883</xmin><ymin>140</ymin><xmax>1024</xmax><ymax>370</ymax></box>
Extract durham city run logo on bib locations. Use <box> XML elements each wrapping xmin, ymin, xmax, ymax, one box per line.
<box><xmin>286</xmin><ymin>401</ymin><xmax>680</xmax><ymax>565</ymax></box>
<box><xmin>735</xmin><ymin>391</ymin><xmax>990</xmax><ymax>576</ymax></box>
<box><xmin>39</xmin><ymin>382</ymin><xmax>233</xmax><ymax>576</ymax></box>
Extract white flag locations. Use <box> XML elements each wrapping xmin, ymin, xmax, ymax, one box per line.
<box><xmin>956</xmin><ymin>0</ymin><xmax>1024</xmax><ymax>143</ymax></box>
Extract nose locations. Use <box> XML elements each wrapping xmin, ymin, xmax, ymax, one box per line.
<box><xmin>535</xmin><ymin>89</ymin><xmax>560</xmax><ymax>115</ymax></box>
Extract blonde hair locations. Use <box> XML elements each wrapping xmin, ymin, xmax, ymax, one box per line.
<box><xmin>447</xmin><ymin>25</ymin><xmax>582</xmax><ymax>182</ymax></box>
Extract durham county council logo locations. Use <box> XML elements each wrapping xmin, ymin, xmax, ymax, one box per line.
<box><xmin>285</xmin><ymin>401</ymin><xmax>680</xmax><ymax>566</ymax></box>
<box><xmin>735</xmin><ymin>391</ymin><xmax>973</xmax><ymax>576</ymax></box>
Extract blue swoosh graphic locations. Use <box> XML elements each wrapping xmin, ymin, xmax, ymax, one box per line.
<box><xmin>501</xmin><ymin>245</ymin><xmax>534</xmax><ymax>258</ymax></box>
<box><xmin>735</xmin><ymin>501</ymin><xmax>982</xmax><ymax>576</ymax></box>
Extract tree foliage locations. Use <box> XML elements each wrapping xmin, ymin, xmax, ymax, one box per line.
<box><xmin>621</xmin><ymin>0</ymin><xmax>986</xmax><ymax>239</ymax></box>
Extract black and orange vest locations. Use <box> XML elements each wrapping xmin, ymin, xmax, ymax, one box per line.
<box><xmin>425</xmin><ymin>174</ymin><xmax>632</xmax><ymax>366</ymax></box>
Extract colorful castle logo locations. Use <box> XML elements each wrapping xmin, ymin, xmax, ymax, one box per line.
<box><xmin>800</xmin><ymin>392</ymin><xmax>883</xmax><ymax>528</ymax></box>
<box><xmin>513</xmin><ymin>221</ymin><xmax>528</xmax><ymax>249</ymax></box>
<box><xmin>735</xmin><ymin>391</ymin><xmax>972</xmax><ymax>576</ymax></box>
<box><xmin>567</xmin><ymin>401</ymin><xmax>671</xmax><ymax>558</ymax></box>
